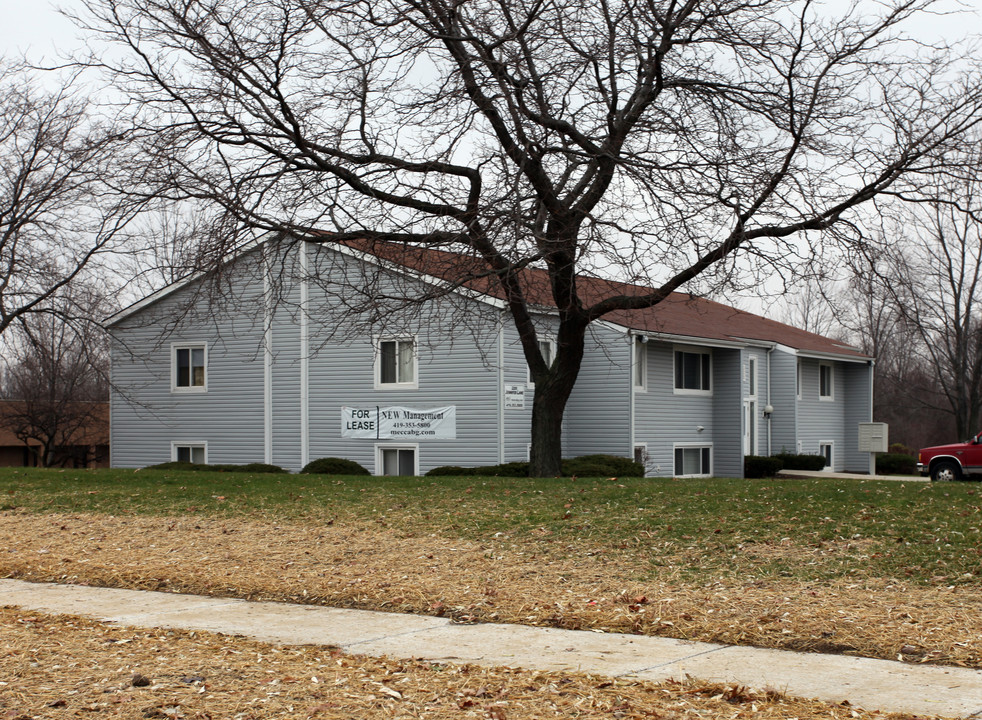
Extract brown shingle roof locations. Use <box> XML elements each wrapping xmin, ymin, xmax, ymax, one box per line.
<box><xmin>338</xmin><ymin>239</ymin><xmax>868</xmax><ymax>359</ymax></box>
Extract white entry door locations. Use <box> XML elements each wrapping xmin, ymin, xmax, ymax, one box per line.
<box><xmin>743</xmin><ymin>399</ymin><xmax>757</xmax><ymax>456</ymax></box>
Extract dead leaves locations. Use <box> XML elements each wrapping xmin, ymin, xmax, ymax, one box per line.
<box><xmin>0</xmin><ymin>607</ymin><xmax>933</xmax><ymax>720</ymax></box>
<box><xmin>0</xmin><ymin>511</ymin><xmax>979</xmax><ymax>672</ymax></box>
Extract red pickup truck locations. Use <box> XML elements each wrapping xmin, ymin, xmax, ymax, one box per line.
<box><xmin>918</xmin><ymin>433</ymin><xmax>982</xmax><ymax>481</ymax></box>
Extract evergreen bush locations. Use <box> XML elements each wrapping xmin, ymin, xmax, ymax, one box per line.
<box><xmin>744</xmin><ymin>455</ymin><xmax>784</xmax><ymax>478</ymax></box>
<box><xmin>773</xmin><ymin>453</ymin><xmax>827</xmax><ymax>471</ymax></box>
<box><xmin>876</xmin><ymin>453</ymin><xmax>917</xmax><ymax>475</ymax></box>
<box><xmin>300</xmin><ymin>457</ymin><xmax>371</xmax><ymax>475</ymax></box>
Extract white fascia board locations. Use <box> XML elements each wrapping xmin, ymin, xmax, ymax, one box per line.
<box><xmin>626</xmin><ymin>329</ymin><xmax>749</xmax><ymax>350</ymax></box>
<box><xmin>795</xmin><ymin>349</ymin><xmax>872</xmax><ymax>364</ymax></box>
<box><xmin>597</xmin><ymin>320</ymin><xmax>760</xmax><ymax>350</ymax></box>
<box><xmin>726</xmin><ymin>336</ymin><xmax>779</xmax><ymax>351</ymax></box>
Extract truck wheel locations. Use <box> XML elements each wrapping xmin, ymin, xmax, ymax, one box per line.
<box><xmin>930</xmin><ymin>461</ymin><xmax>960</xmax><ymax>482</ymax></box>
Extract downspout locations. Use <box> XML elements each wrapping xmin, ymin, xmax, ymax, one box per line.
<box><xmin>300</xmin><ymin>240</ymin><xmax>310</xmax><ymax>470</ymax></box>
<box><xmin>629</xmin><ymin>332</ymin><xmax>637</xmax><ymax>461</ymax></box>
<box><xmin>498</xmin><ymin>314</ymin><xmax>506</xmax><ymax>464</ymax></box>
<box><xmin>766</xmin><ymin>346</ymin><xmax>773</xmax><ymax>456</ymax></box>
<box><xmin>263</xmin><ymin>253</ymin><xmax>273</xmax><ymax>465</ymax></box>
<box><xmin>869</xmin><ymin>358</ymin><xmax>875</xmax><ymax>475</ymax></box>
<box><xmin>263</xmin><ymin>248</ymin><xmax>273</xmax><ymax>466</ymax></box>
<box><xmin>794</xmin><ymin>352</ymin><xmax>800</xmax><ymax>454</ymax></box>
<box><xmin>108</xmin><ymin>341</ymin><xmax>114</xmax><ymax>469</ymax></box>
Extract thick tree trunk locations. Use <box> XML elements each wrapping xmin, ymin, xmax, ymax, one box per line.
<box><xmin>529</xmin><ymin>388</ymin><xmax>567</xmax><ymax>477</ymax></box>
<box><xmin>527</xmin><ymin>319</ymin><xmax>586</xmax><ymax>477</ymax></box>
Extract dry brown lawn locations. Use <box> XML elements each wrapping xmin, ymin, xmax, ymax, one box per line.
<box><xmin>1</xmin><ymin>511</ymin><xmax>979</xmax><ymax>671</ymax></box>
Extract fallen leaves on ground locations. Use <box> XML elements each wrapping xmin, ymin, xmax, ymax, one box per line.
<box><xmin>0</xmin><ymin>511</ymin><xmax>979</xmax><ymax>670</ymax></box>
<box><xmin>0</xmin><ymin>607</ymin><xmax>923</xmax><ymax>720</ymax></box>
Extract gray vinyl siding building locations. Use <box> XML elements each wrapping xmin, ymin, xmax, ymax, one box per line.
<box><xmin>109</xmin><ymin>237</ymin><xmax>875</xmax><ymax>476</ymax></box>
<box><xmin>564</xmin><ymin>325</ymin><xmax>632</xmax><ymax>459</ymax></box>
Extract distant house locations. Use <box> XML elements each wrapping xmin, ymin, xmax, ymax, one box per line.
<box><xmin>0</xmin><ymin>401</ymin><xmax>110</xmax><ymax>468</ymax></box>
<box><xmin>107</xmin><ymin>237</ymin><xmax>873</xmax><ymax>476</ymax></box>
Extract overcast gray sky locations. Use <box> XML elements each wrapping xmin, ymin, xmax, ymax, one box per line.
<box><xmin>2</xmin><ymin>0</ymin><xmax>978</xmax><ymax>316</ymax></box>
<box><xmin>2</xmin><ymin>0</ymin><xmax>978</xmax><ymax>62</ymax></box>
<box><xmin>0</xmin><ymin>1</ymin><xmax>81</xmax><ymax>62</ymax></box>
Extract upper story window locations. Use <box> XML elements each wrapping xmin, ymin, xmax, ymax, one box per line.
<box><xmin>819</xmin><ymin>363</ymin><xmax>834</xmax><ymax>400</ymax></box>
<box><xmin>172</xmin><ymin>344</ymin><xmax>207</xmax><ymax>393</ymax></box>
<box><xmin>633</xmin><ymin>337</ymin><xmax>647</xmax><ymax>390</ymax></box>
<box><xmin>377</xmin><ymin>337</ymin><xmax>417</xmax><ymax>389</ymax></box>
<box><xmin>674</xmin><ymin>348</ymin><xmax>711</xmax><ymax>393</ymax></box>
<box><xmin>527</xmin><ymin>339</ymin><xmax>555</xmax><ymax>386</ymax></box>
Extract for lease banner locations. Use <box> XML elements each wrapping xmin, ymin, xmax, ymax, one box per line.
<box><xmin>341</xmin><ymin>406</ymin><xmax>457</xmax><ymax>439</ymax></box>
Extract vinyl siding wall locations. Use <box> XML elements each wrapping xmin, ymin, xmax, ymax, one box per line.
<box><xmin>280</xmin><ymin>243</ymin><xmax>505</xmax><ymax>474</ymax></box>
<box><xmin>111</xmin><ymin>241</ymin><xmax>873</xmax><ymax>476</ymax></box>
<box><xmin>270</xmin><ymin>273</ymin><xmax>303</xmax><ymax>469</ymax></box>
<box><xmin>843</xmin><ymin>362</ymin><xmax>874</xmax><ymax>471</ymax></box>
<box><xmin>796</xmin><ymin>358</ymin><xmax>846</xmax><ymax>470</ymax></box>
<box><xmin>564</xmin><ymin>325</ymin><xmax>632</xmax><ymax>458</ymax></box>
<box><xmin>712</xmin><ymin>349</ymin><xmax>743</xmax><ymax>477</ymax></box>
<box><xmin>111</xmin><ymin>243</ymin><xmax>510</xmax><ymax>473</ymax></box>
<box><xmin>110</xmin><ymin>256</ymin><xmax>268</xmax><ymax>468</ymax></box>
<box><xmin>768</xmin><ymin>350</ymin><xmax>799</xmax><ymax>455</ymax></box>
<box><xmin>500</xmin><ymin>323</ymin><xmax>534</xmax><ymax>462</ymax></box>
<box><xmin>634</xmin><ymin>341</ymin><xmax>716</xmax><ymax>477</ymax></box>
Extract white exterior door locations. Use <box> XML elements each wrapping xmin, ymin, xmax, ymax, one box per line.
<box><xmin>744</xmin><ymin>357</ymin><xmax>758</xmax><ymax>456</ymax></box>
<box><xmin>744</xmin><ymin>399</ymin><xmax>757</xmax><ymax>456</ymax></box>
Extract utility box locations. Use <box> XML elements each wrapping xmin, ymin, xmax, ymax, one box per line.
<box><xmin>859</xmin><ymin>423</ymin><xmax>889</xmax><ymax>453</ymax></box>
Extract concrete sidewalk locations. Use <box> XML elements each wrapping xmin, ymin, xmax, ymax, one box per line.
<box><xmin>2</xmin><ymin>579</ymin><xmax>980</xmax><ymax>718</ymax></box>
<box><xmin>777</xmin><ymin>470</ymin><xmax>926</xmax><ymax>482</ymax></box>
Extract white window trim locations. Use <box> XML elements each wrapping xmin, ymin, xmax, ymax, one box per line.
<box><xmin>747</xmin><ymin>356</ymin><xmax>758</xmax><ymax>398</ymax></box>
<box><xmin>796</xmin><ymin>359</ymin><xmax>802</xmax><ymax>400</ymax></box>
<box><xmin>171</xmin><ymin>441</ymin><xmax>208</xmax><ymax>464</ymax></box>
<box><xmin>819</xmin><ymin>441</ymin><xmax>834</xmax><ymax>471</ymax></box>
<box><xmin>819</xmin><ymin>362</ymin><xmax>834</xmax><ymax>401</ymax></box>
<box><xmin>633</xmin><ymin>337</ymin><xmax>648</xmax><ymax>392</ymax></box>
<box><xmin>673</xmin><ymin>346</ymin><xmax>712</xmax><ymax>396</ymax></box>
<box><xmin>374</xmin><ymin>336</ymin><xmax>419</xmax><ymax>390</ymax></box>
<box><xmin>673</xmin><ymin>442</ymin><xmax>713</xmax><ymax>478</ymax></box>
<box><xmin>170</xmin><ymin>342</ymin><xmax>208</xmax><ymax>394</ymax></box>
<box><xmin>527</xmin><ymin>338</ymin><xmax>556</xmax><ymax>388</ymax></box>
<box><xmin>375</xmin><ymin>443</ymin><xmax>419</xmax><ymax>476</ymax></box>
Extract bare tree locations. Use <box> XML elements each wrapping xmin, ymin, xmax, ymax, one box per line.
<box><xmin>0</xmin><ymin>60</ymin><xmax>144</xmax><ymax>335</ymax></box>
<box><xmin>871</xmin><ymin>173</ymin><xmax>982</xmax><ymax>441</ymax></box>
<box><xmin>78</xmin><ymin>0</ymin><xmax>982</xmax><ymax>475</ymax></box>
<box><xmin>776</xmin><ymin>277</ymin><xmax>843</xmax><ymax>339</ymax></box>
<box><xmin>833</xmin><ymin>255</ymin><xmax>949</xmax><ymax>450</ymax></box>
<box><xmin>0</xmin><ymin>283</ymin><xmax>111</xmax><ymax>467</ymax></box>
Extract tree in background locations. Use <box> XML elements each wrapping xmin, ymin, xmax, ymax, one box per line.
<box><xmin>0</xmin><ymin>60</ymin><xmax>144</xmax><ymax>336</ymax></box>
<box><xmin>777</xmin><ymin>276</ymin><xmax>842</xmax><ymax>339</ymax></box>
<box><xmin>836</xmin><ymin>255</ymin><xmax>952</xmax><ymax>451</ymax></box>
<box><xmin>779</xmin><ymin>153</ymin><xmax>982</xmax><ymax>451</ymax></box>
<box><xmin>874</xmin><ymin>169</ymin><xmax>982</xmax><ymax>442</ymax></box>
<box><xmin>79</xmin><ymin>0</ymin><xmax>982</xmax><ymax>475</ymax></box>
<box><xmin>0</xmin><ymin>283</ymin><xmax>111</xmax><ymax>467</ymax></box>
